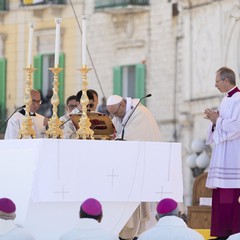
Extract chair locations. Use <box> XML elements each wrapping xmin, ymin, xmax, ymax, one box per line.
<box><xmin>187</xmin><ymin>172</ymin><xmax>212</xmax><ymax>229</ymax></box>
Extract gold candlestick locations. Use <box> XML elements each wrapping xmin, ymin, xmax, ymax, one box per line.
<box><xmin>19</xmin><ymin>65</ymin><xmax>36</xmax><ymax>139</ymax></box>
<box><xmin>46</xmin><ymin>65</ymin><xmax>63</xmax><ymax>139</ymax></box>
<box><xmin>76</xmin><ymin>65</ymin><xmax>94</xmax><ymax>140</ymax></box>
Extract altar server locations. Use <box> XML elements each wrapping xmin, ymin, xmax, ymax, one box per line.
<box><xmin>59</xmin><ymin>198</ymin><xmax>119</xmax><ymax>240</ymax></box>
<box><xmin>204</xmin><ymin>67</ymin><xmax>240</xmax><ymax>239</ymax></box>
<box><xmin>61</xmin><ymin>90</ymin><xmax>94</xmax><ymax>138</ymax></box>
<box><xmin>59</xmin><ymin>95</ymin><xmax>78</xmax><ymax>123</ymax></box>
<box><xmin>138</xmin><ymin>198</ymin><xmax>204</xmax><ymax>240</ymax></box>
<box><xmin>4</xmin><ymin>89</ymin><xmax>47</xmax><ymax>139</ymax></box>
<box><xmin>0</xmin><ymin>198</ymin><xmax>35</xmax><ymax>240</ymax></box>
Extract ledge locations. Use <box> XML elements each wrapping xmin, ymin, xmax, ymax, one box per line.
<box><xmin>20</xmin><ymin>3</ymin><xmax>65</xmax><ymax>17</ymax></box>
<box><xmin>95</xmin><ymin>5</ymin><xmax>149</xmax><ymax>14</ymax></box>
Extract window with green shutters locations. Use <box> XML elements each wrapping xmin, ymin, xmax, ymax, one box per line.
<box><xmin>33</xmin><ymin>53</ymin><xmax>65</xmax><ymax>117</ymax></box>
<box><xmin>0</xmin><ymin>58</ymin><xmax>6</xmax><ymax>133</ymax></box>
<box><xmin>113</xmin><ymin>63</ymin><xmax>146</xmax><ymax>103</ymax></box>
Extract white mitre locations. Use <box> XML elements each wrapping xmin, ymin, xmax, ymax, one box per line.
<box><xmin>107</xmin><ymin>95</ymin><xmax>123</xmax><ymax>106</ymax></box>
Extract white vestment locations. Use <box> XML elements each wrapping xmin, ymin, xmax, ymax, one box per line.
<box><xmin>112</xmin><ymin>98</ymin><xmax>161</xmax><ymax>141</ymax></box>
<box><xmin>4</xmin><ymin>111</ymin><xmax>45</xmax><ymax>139</ymax></box>
<box><xmin>112</xmin><ymin>98</ymin><xmax>161</xmax><ymax>239</ymax></box>
<box><xmin>59</xmin><ymin>218</ymin><xmax>119</xmax><ymax>240</ymax></box>
<box><xmin>227</xmin><ymin>233</ymin><xmax>240</xmax><ymax>240</ymax></box>
<box><xmin>138</xmin><ymin>216</ymin><xmax>204</xmax><ymax>240</ymax></box>
<box><xmin>59</xmin><ymin>114</ymin><xmax>76</xmax><ymax>139</ymax></box>
<box><xmin>0</xmin><ymin>219</ymin><xmax>35</xmax><ymax>240</ymax></box>
<box><xmin>206</xmin><ymin>92</ymin><xmax>240</xmax><ymax>189</ymax></box>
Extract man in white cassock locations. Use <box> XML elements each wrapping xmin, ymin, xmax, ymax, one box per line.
<box><xmin>204</xmin><ymin>67</ymin><xmax>240</xmax><ymax>239</ymax></box>
<box><xmin>4</xmin><ymin>89</ymin><xmax>47</xmax><ymax>139</ymax></box>
<box><xmin>107</xmin><ymin>95</ymin><xmax>161</xmax><ymax>240</ymax></box>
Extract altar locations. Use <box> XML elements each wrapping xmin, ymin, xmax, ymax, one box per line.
<box><xmin>0</xmin><ymin>139</ymin><xmax>183</xmax><ymax>240</ymax></box>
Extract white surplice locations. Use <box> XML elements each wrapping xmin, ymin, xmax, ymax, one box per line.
<box><xmin>4</xmin><ymin>111</ymin><xmax>45</xmax><ymax>139</ymax></box>
<box><xmin>206</xmin><ymin>92</ymin><xmax>240</xmax><ymax>189</ymax></box>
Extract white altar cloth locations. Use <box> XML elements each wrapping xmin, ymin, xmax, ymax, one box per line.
<box><xmin>0</xmin><ymin>139</ymin><xmax>183</xmax><ymax>240</ymax></box>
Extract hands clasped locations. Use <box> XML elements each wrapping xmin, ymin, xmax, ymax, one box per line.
<box><xmin>204</xmin><ymin>108</ymin><xmax>219</xmax><ymax>124</ymax></box>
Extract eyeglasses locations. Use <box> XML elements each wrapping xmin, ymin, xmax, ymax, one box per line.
<box><xmin>87</xmin><ymin>103</ymin><xmax>94</xmax><ymax>109</ymax></box>
<box><xmin>68</xmin><ymin>104</ymin><xmax>78</xmax><ymax>109</ymax></box>
<box><xmin>111</xmin><ymin>101</ymin><xmax>122</xmax><ymax>115</ymax></box>
<box><xmin>32</xmin><ymin>99</ymin><xmax>42</xmax><ymax>105</ymax></box>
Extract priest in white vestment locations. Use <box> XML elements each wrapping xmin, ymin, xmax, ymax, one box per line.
<box><xmin>107</xmin><ymin>95</ymin><xmax>161</xmax><ymax>239</ymax></box>
<box><xmin>204</xmin><ymin>67</ymin><xmax>240</xmax><ymax>239</ymax></box>
<box><xmin>4</xmin><ymin>89</ymin><xmax>47</xmax><ymax>139</ymax></box>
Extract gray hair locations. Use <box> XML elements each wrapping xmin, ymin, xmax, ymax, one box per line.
<box><xmin>157</xmin><ymin>206</ymin><xmax>179</xmax><ymax>219</ymax></box>
<box><xmin>217</xmin><ymin>67</ymin><xmax>236</xmax><ymax>85</ymax></box>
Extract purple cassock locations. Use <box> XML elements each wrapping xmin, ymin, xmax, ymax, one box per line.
<box><xmin>206</xmin><ymin>86</ymin><xmax>240</xmax><ymax>238</ymax></box>
<box><xmin>211</xmin><ymin>188</ymin><xmax>240</xmax><ymax>236</ymax></box>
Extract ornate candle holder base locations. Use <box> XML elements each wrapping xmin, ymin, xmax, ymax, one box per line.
<box><xmin>19</xmin><ymin>116</ymin><xmax>36</xmax><ymax>139</ymax></box>
<box><xmin>75</xmin><ymin>117</ymin><xmax>94</xmax><ymax>140</ymax></box>
<box><xmin>45</xmin><ymin>118</ymin><xmax>63</xmax><ymax>139</ymax></box>
<box><xmin>19</xmin><ymin>66</ymin><xmax>36</xmax><ymax>139</ymax></box>
<box><xmin>45</xmin><ymin>66</ymin><xmax>63</xmax><ymax>139</ymax></box>
<box><xmin>75</xmin><ymin>65</ymin><xmax>94</xmax><ymax>140</ymax></box>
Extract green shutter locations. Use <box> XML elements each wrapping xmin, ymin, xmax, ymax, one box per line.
<box><xmin>135</xmin><ymin>64</ymin><xmax>146</xmax><ymax>104</ymax></box>
<box><xmin>33</xmin><ymin>54</ymin><xmax>43</xmax><ymax>91</ymax></box>
<box><xmin>113</xmin><ymin>66</ymin><xmax>122</xmax><ymax>95</ymax></box>
<box><xmin>58</xmin><ymin>52</ymin><xmax>65</xmax><ymax>117</ymax></box>
<box><xmin>0</xmin><ymin>58</ymin><xmax>6</xmax><ymax>131</ymax></box>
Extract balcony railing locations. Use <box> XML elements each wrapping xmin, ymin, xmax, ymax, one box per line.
<box><xmin>95</xmin><ymin>0</ymin><xmax>149</xmax><ymax>9</ymax></box>
<box><xmin>21</xmin><ymin>0</ymin><xmax>65</xmax><ymax>6</ymax></box>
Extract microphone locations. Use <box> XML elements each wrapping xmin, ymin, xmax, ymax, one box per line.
<box><xmin>59</xmin><ymin>118</ymin><xmax>71</xmax><ymax>128</ymax></box>
<box><xmin>119</xmin><ymin>94</ymin><xmax>152</xmax><ymax>141</ymax></box>
<box><xmin>0</xmin><ymin>105</ymin><xmax>26</xmax><ymax>130</ymax></box>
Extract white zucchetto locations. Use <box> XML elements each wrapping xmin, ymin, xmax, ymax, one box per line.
<box><xmin>107</xmin><ymin>95</ymin><xmax>123</xmax><ymax>106</ymax></box>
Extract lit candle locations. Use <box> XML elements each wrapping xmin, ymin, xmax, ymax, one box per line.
<box><xmin>27</xmin><ymin>22</ymin><xmax>35</xmax><ymax>66</ymax></box>
<box><xmin>82</xmin><ymin>16</ymin><xmax>87</xmax><ymax>66</ymax></box>
<box><xmin>54</xmin><ymin>18</ymin><xmax>62</xmax><ymax>67</ymax></box>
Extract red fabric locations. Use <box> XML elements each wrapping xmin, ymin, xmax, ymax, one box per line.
<box><xmin>211</xmin><ymin>188</ymin><xmax>240</xmax><ymax>237</ymax></box>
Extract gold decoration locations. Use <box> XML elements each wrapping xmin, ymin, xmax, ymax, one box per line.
<box><xmin>19</xmin><ymin>65</ymin><xmax>36</xmax><ymax>139</ymax></box>
<box><xmin>46</xmin><ymin>65</ymin><xmax>63</xmax><ymax>139</ymax></box>
<box><xmin>75</xmin><ymin>65</ymin><xmax>94</xmax><ymax>140</ymax></box>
